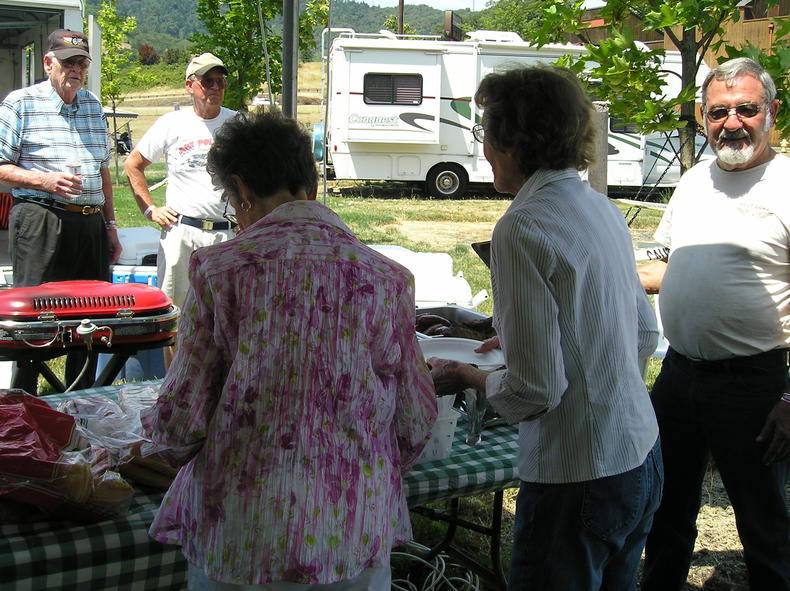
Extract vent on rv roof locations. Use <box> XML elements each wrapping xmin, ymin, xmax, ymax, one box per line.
<box><xmin>466</xmin><ymin>30</ymin><xmax>524</xmax><ymax>43</ymax></box>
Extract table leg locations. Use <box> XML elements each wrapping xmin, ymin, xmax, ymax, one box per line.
<box><xmin>93</xmin><ymin>351</ymin><xmax>133</xmax><ymax>387</ymax></box>
<box><xmin>410</xmin><ymin>490</ymin><xmax>508</xmax><ymax>590</ymax></box>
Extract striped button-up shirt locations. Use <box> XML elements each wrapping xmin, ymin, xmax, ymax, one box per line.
<box><xmin>0</xmin><ymin>80</ymin><xmax>110</xmax><ymax>205</ymax></box>
<box><xmin>485</xmin><ymin>168</ymin><xmax>659</xmax><ymax>484</ymax></box>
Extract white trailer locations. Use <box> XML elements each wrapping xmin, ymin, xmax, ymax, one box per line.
<box><xmin>325</xmin><ymin>29</ymin><xmax>711</xmax><ymax>198</ymax></box>
<box><xmin>0</xmin><ymin>0</ymin><xmax>96</xmax><ymax>100</ymax></box>
<box><xmin>0</xmin><ymin>0</ymin><xmax>104</xmax><ymax>195</ymax></box>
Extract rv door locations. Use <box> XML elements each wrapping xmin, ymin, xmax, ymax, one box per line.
<box><xmin>343</xmin><ymin>49</ymin><xmax>442</xmax><ymax>145</ymax></box>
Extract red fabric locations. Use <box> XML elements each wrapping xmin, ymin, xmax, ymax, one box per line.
<box><xmin>0</xmin><ymin>392</ymin><xmax>81</xmax><ymax>511</ymax></box>
<box><xmin>0</xmin><ymin>193</ymin><xmax>12</xmax><ymax>229</ymax></box>
<box><xmin>0</xmin><ymin>392</ymin><xmax>77</xmax><ymax>481</ymax></box>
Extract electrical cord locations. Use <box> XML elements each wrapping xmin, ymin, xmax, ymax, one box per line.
<box><xmin>391</xmin><ymin>542</ymin><xmax>480</xmax><ymax>591</ymax></box>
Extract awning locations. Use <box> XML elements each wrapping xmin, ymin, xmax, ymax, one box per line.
<box><xmin>103</xmin><ymin>108</ymin><xmax>138</xmax><ymax>119</ymax></box>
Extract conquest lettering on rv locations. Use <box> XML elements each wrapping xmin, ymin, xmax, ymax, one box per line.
<box><xmin>348</xmin><ymin>114</ymin><xmax>400</xmax><ymax>127</ymax></box>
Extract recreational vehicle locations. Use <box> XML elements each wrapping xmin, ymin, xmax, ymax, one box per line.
<box><xmin>0</xmin><ymin>0</ymin><xmax>101</xmax><ymax>100</ymax></box>
<box><xmin>0</xmin><ymin>0</ymin><xmax>103</xmax><ymax>192</ymax></box>
<box><xmin>324</xmin><ymin>29</ymin><xmax>711</xmax><ymax>198</ymax></box>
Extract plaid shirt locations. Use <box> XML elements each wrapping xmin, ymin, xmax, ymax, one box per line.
<box><xmin>0</xmin><ymin>79</ymin><xmax>110</xmax><ymax>205</ymax></box>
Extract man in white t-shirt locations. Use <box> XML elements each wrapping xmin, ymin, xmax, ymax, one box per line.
<box><xmin>639</xmin><ymin>57</ymin><xmax>790</xmax><ymax>591</ymax></box>
<box><xmin>125</xmin><ymin>53</ymin><xmax>236</xmax><ymax>363</ymax></box>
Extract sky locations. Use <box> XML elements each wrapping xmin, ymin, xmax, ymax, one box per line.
<box><xmin>363</xmin><ymin>1</ymin><xmax>480</xmax><ymax>11</ymax></box>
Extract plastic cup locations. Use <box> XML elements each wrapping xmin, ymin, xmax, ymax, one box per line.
<box><xmin>64</xmin><ymin>160</ymin><xmax>82</xmax><ymax>198</ymax></box>
<box><xmin>65</xmin><ymin>160</ymin><xmax>81</xmax><ymax>176</ymax></box>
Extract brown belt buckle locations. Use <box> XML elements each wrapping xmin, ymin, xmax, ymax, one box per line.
<box><xmin>81</xmin><ymin>205</ymin><xmax>95</xmax><ymax>215</ymax></box>
<box><xmin>201</xmin><ymin>220</ymin><xmax>213</xmax><ymax>230</ymax></box>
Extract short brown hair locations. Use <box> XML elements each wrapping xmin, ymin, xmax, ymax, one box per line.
<box><xmin>207</xmin><ymin>109</ymin><xmax>318</xmax><ymax>199</ymax></box>
<box><xmin>474</xmin><ymin>65</ymin><xmax>596</xmax><ymax>176</ymax></box>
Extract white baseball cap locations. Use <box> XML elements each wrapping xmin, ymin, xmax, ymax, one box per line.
<box><xmin>185</xmin><ymin>53</ymin><xmax>228</xmax><ymax>80</ymax></box>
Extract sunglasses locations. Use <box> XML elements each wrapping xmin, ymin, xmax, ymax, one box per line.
<box><xmin>472</xmin><ymin>123</ymin><xmax>485</xmax><ymax>143</ymax></box>
<box><xmin>59</xmin><ymin>57</ymin><xmax>91</xmax><ymax>71</ymax></box>
<box><xmin>705</xmin><ymin>103</ymin><xmax>762</xmax><ymax>122</ymax></box>
<box><xmin>197</xmin><ymin>76</ymin><xmax>228</xmax><ymax>89</ymax></box>
<box><xmin>222</xmin><ymin>192</ymin><xmax>238</xmax><ymax>228</ymax></box>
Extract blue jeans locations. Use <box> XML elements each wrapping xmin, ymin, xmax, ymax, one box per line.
<box><xmin>507</xmin><ymin>439</ymin><xmax>662</xmax><ymax>591</ymax></box>
<box><xmin>642</xmin><ymin>348</ymin><xmax>790</xmax><ymax>591</ymax></box>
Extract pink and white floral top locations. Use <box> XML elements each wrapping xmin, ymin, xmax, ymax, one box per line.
<box><xmin>141</xmin><ymin>200</ymin><xmax>437</xmax><ymax>585</ymax></box>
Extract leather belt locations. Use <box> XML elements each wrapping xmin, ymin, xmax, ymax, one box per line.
<box><xmin>668</xmin><ymin>347</ymin><xmax>789</xmax><ymax>372</ymax></box>
<box><xmin>14</xmin><ymin>196</ymin><xmax>103</xmax><ymax>215</ymax></box>
<box><xmin>178</xmin><ymin>214</ymin><xmax>231</xmax><ymax>231</ymax></box>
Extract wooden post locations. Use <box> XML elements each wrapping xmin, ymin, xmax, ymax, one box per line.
<box><xmin>588</xmin><ymin>104</ymin><xmax>609</xmax><ymax>196</ymax></box>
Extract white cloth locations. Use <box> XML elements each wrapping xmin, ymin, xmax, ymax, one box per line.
<box><xmin>654</xmin><ymin>154</ymin><xmax>790</xmax><ymax>360</ymax></box>
<box><xmin>485</xmin><ymin>169</ymin><xmax>659</xmax><ymax>484</ymax></box>
<box><xmin>134</xmin><ymin>106</ymin><xmax>236</xmax><ymax>219</ymax></box>
<box><xmin>157</xmin><ymin>221</ymin><xmax>232</xmax><ymax>307</ymax></box>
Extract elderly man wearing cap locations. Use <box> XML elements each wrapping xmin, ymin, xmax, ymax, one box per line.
<box><xmin>125</xmin><ymin>53</ymin><xmax>236</xmax><ymax>364</ymax></box>
<box><xmin>0</xmin><ymin>28</ymin><xmax>122</xmax><ymax>393</ymax></box>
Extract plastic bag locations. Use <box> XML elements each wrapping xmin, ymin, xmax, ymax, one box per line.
<box><xmin>57</xmin><ymin>386</ymin><xmax>178</xmax><ymax>490</ymax></box>
<box><xmin>0</xmin><ymin>390</ymin><xmax>133</xmax><ymax>522</ymax></box>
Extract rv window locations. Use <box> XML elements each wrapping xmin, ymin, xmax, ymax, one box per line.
<box><xmin>363</xmin><ymin>74</ymin><xmax>422</xmax><ymax>105</ymax></box>
<box><xmin>610</xmin><ymin>118</ymin><xmax>639</xmax><ymax>134</ymax></box>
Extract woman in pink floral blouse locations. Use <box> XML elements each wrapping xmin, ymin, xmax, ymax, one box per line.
<box><xmin>141</xmin><ymin>110</ymin><xmax>438</xmax><ymax>590</ymax></box>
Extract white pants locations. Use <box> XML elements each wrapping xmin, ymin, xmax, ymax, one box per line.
<box><xmin>186</xmin><ymin>562</ymin><xmax>391</xmax><ymax>591</ymax></box>
<box><xmin>157</xmin><ymin>221</ymin><xmax>232</xmax><ymax>309</ymax></box>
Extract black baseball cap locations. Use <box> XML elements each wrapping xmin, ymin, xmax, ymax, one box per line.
<box><xmin>47</xmin><ymin>29</ymin><xmax>91</xmax><ymax>60</ymax></box>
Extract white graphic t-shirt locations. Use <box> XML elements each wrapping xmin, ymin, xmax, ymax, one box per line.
<box><xmin>135</xmin><ymin>107</ymin><xmax>236</xmax><ymax>219</ymax></box>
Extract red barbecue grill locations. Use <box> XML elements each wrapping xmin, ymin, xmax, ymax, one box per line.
<box><xmin>0</xmin><ymin>281</ymin><xmax>178</xmax><ymax>392</ymax></box>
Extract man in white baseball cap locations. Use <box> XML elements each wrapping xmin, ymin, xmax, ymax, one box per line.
<box><xmin>125</xmin><ymin>52</ymin><xmax>236</xmax><ymax>366</ymax></box>
<box><xmin>184</xmin><ymin>52</ymin><xmax>229</xmax><ymax>79</ymax></box>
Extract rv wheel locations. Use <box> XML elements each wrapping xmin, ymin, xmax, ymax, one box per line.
<box><xmin>426</xmin><ymin>164</ymin><xmax>468</xmax><ymax>199</ymax></box>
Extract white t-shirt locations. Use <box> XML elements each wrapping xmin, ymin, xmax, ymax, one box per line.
<box><xmin>655</xmin><ymin>154</ymin><xmax>790</xmax><ymax>360</ymax></box>
<box><xmin>135</xmin><ymin>107</ymin><xmax>236</xmax><ymax>219</ymax></box>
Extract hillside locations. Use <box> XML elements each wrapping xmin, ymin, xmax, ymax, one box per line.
<box><xmin>88</xmin><ymin>0</ymin><xmax>475</xmax><ymax>56</ymax></box>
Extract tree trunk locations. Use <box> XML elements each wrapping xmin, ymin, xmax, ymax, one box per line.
<box><xmin>677</xmin><ymin>27</ymin><xmax>701</xmax><ymax>174</ymax></box>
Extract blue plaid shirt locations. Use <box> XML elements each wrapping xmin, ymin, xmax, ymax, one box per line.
<box><xmin>0</xmin><ymin>79</ymin><xmax>110</xmax><ymax>205</ymax></box>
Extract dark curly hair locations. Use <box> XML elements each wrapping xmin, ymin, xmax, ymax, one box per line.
<box><xmin>474</xmin><ymin>65</ymin><xmax>596</xmax><ymax>177</ymax></box>
<box><xmin>206</xmin><ymin>109</ymin><xmax>318</xmax><ymax>200</ymax></box>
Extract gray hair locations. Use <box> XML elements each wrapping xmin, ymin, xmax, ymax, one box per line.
<box><xmin>701</xmin><ymin>57</ymin><xmax>776</xmax><ymax>106</ymax></box>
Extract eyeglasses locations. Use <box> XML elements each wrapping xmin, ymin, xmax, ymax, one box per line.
<box><xmin>472</xmin><ymin>123</ymin><xmax>485</xmax><ymax>143</ymax></box>
<box><xmin>197</xmin><ymin>76</ymin><xmax>228</xmax><ymax>90</ymax></box>
<box><xmin>222</xmin><ymin>191</ymin><xmax>238</xmax><ymax>228</ymax></box>
<box><xmin>705</xmin><ymin>103</ymin><xmax>762</xmax><ymax>122</ymax></box>
<box><xmin>58</xmin><ymin>57</ymin><xmax>90</xmax><ymax>71</ymax></box>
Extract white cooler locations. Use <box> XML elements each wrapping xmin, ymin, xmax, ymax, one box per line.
<box><xmin>370</xmin><ymin>245</ymin><xmax>487</xmax><ymax>309</ymax></box>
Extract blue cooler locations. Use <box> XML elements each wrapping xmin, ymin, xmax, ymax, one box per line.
<box><xmin>96</xmin><ymin>265</ymin><xmax>166</xmax><ymax>382</ymax></box>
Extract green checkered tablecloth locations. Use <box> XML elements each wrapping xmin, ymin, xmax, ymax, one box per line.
<box><xmin>404</xmin><ymin>416</ymin><xmax>520</xmax><ymax>506</ymax></box>
<box><xmin>0</xmin><ymin>382</ymin><xmax>520</xmax><ymax>590</ymax></box>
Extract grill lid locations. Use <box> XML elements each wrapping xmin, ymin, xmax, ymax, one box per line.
<box><xmin>0</xmin><ymin>281</ymin><xmax>174</xmax><ymax>319</ymax></box>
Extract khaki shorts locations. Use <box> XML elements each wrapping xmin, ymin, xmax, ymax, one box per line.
<box><xmin>157</xmin><ymin>221</ymin><xmax>232</xmax><ymax>308</ymax></box>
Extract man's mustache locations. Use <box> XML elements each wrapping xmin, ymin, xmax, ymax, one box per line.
<box><xmin>719</xmin><ymin>129</ymin><xmax>750</xmax><ymax>142</ymax></box>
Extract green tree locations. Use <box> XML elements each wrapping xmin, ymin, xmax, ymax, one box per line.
<box><xmin>486</xmin><ymin>0</ymin><xmax>789</xmax><ymax>173</ymax></box>
<box><xmin>97</xmin><ymin>0</ymin><xmax>137</xmax><ymax>178</ymax></box>
<box><xmin>722</xmin><ymin>16</ymin><xmax>790</xmax><ymax>137</ymax></box>
<box><xmin>192</xmin><ymin>0</ymin><xmax>328</xmax><ymax>112</ymax></box>
<box><xmin>478</xmin><ymin>0</ymin><xmax>541</xmax><ymax>39</ymax></box>
<box><xmin>383</xmin><ymin>14</ymin><xmax>417</xmax><ymax>36</ymax></box>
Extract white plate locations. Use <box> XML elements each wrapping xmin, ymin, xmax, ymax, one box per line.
<box><xmin>418</xmin><ymin>337</ymin><xmax>505</xmax><ymax>370</ymax></box>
